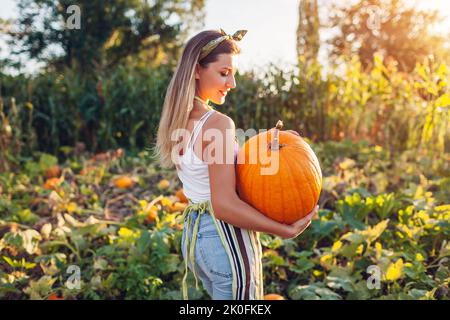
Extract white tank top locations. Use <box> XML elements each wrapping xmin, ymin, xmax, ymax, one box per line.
<box><xmin>176</xmin><ymin>110</ymin><xmax>216</xmax><ymax>203</ymax></box>
<box><xmin>176</xmin><ymin>110</ymin><xmax>239</xmax><ymax>203</ymax></box>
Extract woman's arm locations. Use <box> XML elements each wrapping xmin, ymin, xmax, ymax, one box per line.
<box><xmin>203</xmin><ymin>113</ymin><xmax>315</xmax><ymax>239</ymax></box>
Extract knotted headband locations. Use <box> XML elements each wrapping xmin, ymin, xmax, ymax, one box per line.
<box><xmin>199</xmin><ymin>28</ymin><xmax>247</xmax><ymax>60</ymax></box>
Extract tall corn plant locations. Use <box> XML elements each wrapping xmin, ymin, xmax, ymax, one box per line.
<box><xmin>1</xmin><ymin>54</ymin><xmax>448</xmax><ymax>169</ymax></box>
<box><xmin>0</xmin><ymin>97</ymin><xmax>36</xmax><ymax>172</ymax></box>
<box><xmin>296</xmin><ymin>56</ymin><xmax>329</xmax><ymax>140</ymax></box>
<box><xmin>98</xmin><ymin>63</ymin><xmax>171</xmax><ymax>151</ymax></box>
<box><xmin>327</xmin><ymin>54</ymin><xmax>415</xmax><ymax>153</ymax></box>
<box><xmin>222</xmin><ymin>63</ymin><xmax>303</xmax><ymax>134</ymax></box>
<box><xmin>27</xmin><ymin>70</ymin><xmax>91</xmax><ymax>153</ymax></box>
<box><xmin>410</xmin><ymin>58</ymin><xmax>450</xmax><ymax>155</ymax></box>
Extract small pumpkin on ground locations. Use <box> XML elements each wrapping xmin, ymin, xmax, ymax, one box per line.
<box><xmin>47</xmin><ymin>293</ymin><xmax>64</xmax><ymax>300</ymax></box>
<box><xmin>175</xmin><ymin>188</ymin><xmax>189</xmax><ymax>203</ymax></box>
<box><xmin>113</xmin><ymin>176</ymin><xmax>134</xmax><ymax>189</ymax></box>
<box><xmin>43</xmin><ymin>177</ymin><xmax>61</xmax><ymax>190</ymax></box>
<box><xmin>79</xmin><ymin>166</ymin><xmax>96</xmax><ymax>176</ymax></box>
<box><xmin>158</xmin><ymin>179</ymin><xmax>170</xmax><ymax>190</ymax></box>
<box><xmin>44</xmin><ymin>165</ymin><xmax>61</xmax><ymax>179</ymax></box>
<box><xmin>147</xmin><ymin>206</ymin><xmax>159</xmax><ymax>223</ymax></box>
<box><xmin>264</xmin><ymin>293</ymin><xmax>285</xmax><ymax>300</ymax></box>
<box><xmin>171</xmin><ymin>202</ymin><xmax>187</xmax><ymax>213</ymax></box>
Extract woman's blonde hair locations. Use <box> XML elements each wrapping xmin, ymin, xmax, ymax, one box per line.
<box><xmin>155</xmin><ymin>30</ymin><xmax>241</xmax><ymax>168</ymax></box>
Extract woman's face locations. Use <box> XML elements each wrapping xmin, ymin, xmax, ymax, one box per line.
<box><xmin>195</xmin><ymin>53</ymin><xmax>238</xmax><ymax>105</ymax></box>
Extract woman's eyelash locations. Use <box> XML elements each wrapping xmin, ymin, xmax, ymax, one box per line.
<box><xmin>221</xmin><ymin>72</ymin><xmax>228</xmax><ymax>76</ymax></box>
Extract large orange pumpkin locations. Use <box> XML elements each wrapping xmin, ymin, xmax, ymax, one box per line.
<box><xmin>236</xmin><ymin>121</ymin><xmax>322</xmax><ymax>224</ymax></box>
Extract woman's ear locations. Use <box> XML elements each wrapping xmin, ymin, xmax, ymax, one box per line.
<box><xmin>195</xmin><ymin>63</ymin><xmax>200</xmax><ymax>80</ymax></box>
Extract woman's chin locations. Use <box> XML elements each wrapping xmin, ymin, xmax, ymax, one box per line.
<box><xmin>211</xmin><ymin>96</ymin><xmax>226</xmax><ymax>105</ymax></box>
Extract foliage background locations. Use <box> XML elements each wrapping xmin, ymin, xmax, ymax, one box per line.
<box><xmin>0</xmin><ymin>0</ymin><xmax>449</xmax><ymax>300</ymax></box>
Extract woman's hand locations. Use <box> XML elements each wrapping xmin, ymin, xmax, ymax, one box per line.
<box><xmin>281</xmin><ymin>205</ymin><xmax>319</xmax><ymax>239</ymax></box>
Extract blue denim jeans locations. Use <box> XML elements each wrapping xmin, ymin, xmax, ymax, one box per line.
<box><xmin>181</xmin><ymin>210</ymin><xmax>233</xmax><ymax>300</ymax></box>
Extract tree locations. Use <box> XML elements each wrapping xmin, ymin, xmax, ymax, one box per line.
<box><xmin>2</xmin><ymin>0</ymin><xmax>205</xmax><ymax>153</ymax></box>
<box><xmin>326</xmin><ymin>0</ymin><xmax>448</xmax><ymax>71</ymax></box>
<box><xmin>295</xmin><ymin>0</ymin><xmax>327</xmax><ymax>140</ymax></box>
<box><xmin>296</xmin><ymin>0</ymin><xmax>320</xmax><ymax>68</ymax></box>
<box><xmin>7</xmin><ymin>0</ymin><xmax>205</xmax><ymax>74</ymax></box>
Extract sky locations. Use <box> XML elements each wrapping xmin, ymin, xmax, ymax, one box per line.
<box><xmin>193</xmin><ymin>0</ymin><xmax>300</xmax><ymax>73</ymax></box>
<box><xmin>0</xmin><ymin>0</ymin><xmax>449</xmax><ymax>75</ymax></box>
<box><xmin>193</xmin><ymin>0</ymin><xmax>449</xmax><ymax>73</ymax></box>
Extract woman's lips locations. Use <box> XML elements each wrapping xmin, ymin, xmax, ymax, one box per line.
<box><xmin>219</xmin><ymin>90</ymin><xmax>227</xmax><ymax>97</ymax></box>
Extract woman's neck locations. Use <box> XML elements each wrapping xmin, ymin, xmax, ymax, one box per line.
<box><xmin>193</xmin><ymin>95</ymin><xmax>213</xmax><ymax>112</ymax></box>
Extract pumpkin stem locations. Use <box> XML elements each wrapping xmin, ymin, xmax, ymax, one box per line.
<box><xmin>275</xmin><ymin>120</ymin><xmax>283</xmax><ymax>130</ymax></box>
<box><xmin>271</xmin><ymin>120</ymin><xmax>283</xmax><ymax>151</ymax></box>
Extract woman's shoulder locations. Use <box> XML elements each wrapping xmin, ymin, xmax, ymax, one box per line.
<box><xmin>207</xmin><ymin>110</ymin><xmax>235</xmax><ymax>131</ymax></box>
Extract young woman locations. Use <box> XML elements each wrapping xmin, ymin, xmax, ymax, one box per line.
<box><xmin>155</xmin><ymin>29</ymin><xmax>318</xmax><ymax>300</ymax></box>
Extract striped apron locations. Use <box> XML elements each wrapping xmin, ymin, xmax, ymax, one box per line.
<box><xmin>181</xmin><ymin>200</ymin><xmax>264</xmax><ymax>300</ymax></box>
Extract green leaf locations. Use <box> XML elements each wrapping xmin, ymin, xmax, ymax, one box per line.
<box><xmin>23</xmin><ymin>276</ymin><xmax>57</xmax><ymax>300</ymax></box>
<box><xmin>291</xmin><ymin>260</ymin><xmax>315</xmax><ymax>274</ymax></box>
<box><xmin>347</xmin><ymin>281</ymin><xmax>372</xmax><ymax>300</ymax></box>
<box><xmin>21</xmin><ymin>229</ymin><xmax>42</xmax><ymax>254</ymax></box>
<box><xmin>260</xmin><ymin>233</ymin><xmax>284</xmax><ymax>249</ymax></box>
<box><xmin>315</xmin><ymin>288</ymin><xmax>342</xmax><ymax>300</ymax></box>
<box><xmin>14</xmin><ymin>209</ymin><xmax>39</xmax><ymax>225</ymax></box>
<box><xmin>326</xmin><ymin>275</ymin><xmax>354</xmax><ymax>292</ymax></box>
<box><xmin>289</xmin><ymin>283</ymin><xmax>342</xmax><ymax>300</ymax></box>
<box><xmin>162</xmin><ymin>254</ymin><xmax>181</xmax><ymax>275</ymax></box>
<box><xmin>3</xmin><ymin>256</ymin><xmax>15</xmax><ymax>268</ymax></box>
<box><xmin>340</xmin><ymin>242</ymin><xmax>362</xmax><ymax>258</ymax></box>
<box><xmin>361</xmin><ymin>219</ymin><xmax>389</xmax><ymax>243</ymax></box>
<box><xmin>93</xmin><ymin>258</ymin><xmax>109</xmax><ymax>271</ymax></box>
<box><xmin>39</xmin><ymin>153</ymin><xmax>58</xmax><ymax>171</ymax></box>
<box><xmin>408</xmin><ymin>289</ymin><xmax>428</xmax><ymax>299</ymax></box>
<box><xmin>136</xmin><ymin>230</ymin><xmax>151</xmax><ymax>253</ymax></box>
<box><xmin>289</xmin><ymin>284</ymin><xmax>321</xmax><ymax>300</ymax></box>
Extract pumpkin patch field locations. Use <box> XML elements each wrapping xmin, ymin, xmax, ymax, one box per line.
<box><xmin>0</xmin><ymin>141</ymin><xmax>448</xmax><ymax>300</ymax></box>
<box><xmin>1</xmin><ymin>0</ymin><xmax>449</xmax><ymax>300</ymax></box>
